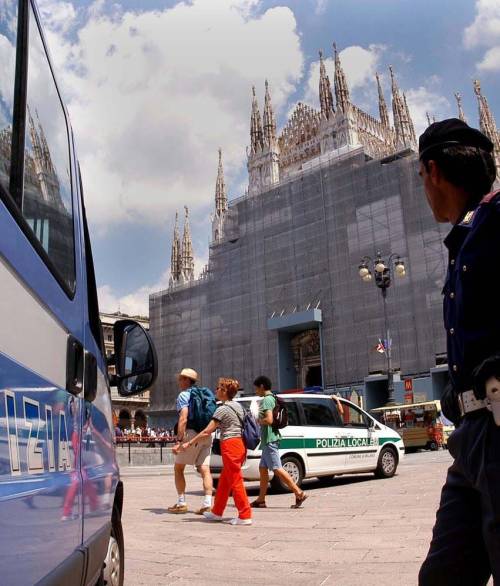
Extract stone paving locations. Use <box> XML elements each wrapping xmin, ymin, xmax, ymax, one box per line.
<box><xmin>121</xmin><ymin>451</ymin><xmax>452</xmax><ymax>586</ymax></box>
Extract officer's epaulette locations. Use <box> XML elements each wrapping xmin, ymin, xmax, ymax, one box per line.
<box><xmin>480</xmin><ymin>189</ymin><xmax>500</xmax><ymax>205</ymax></box>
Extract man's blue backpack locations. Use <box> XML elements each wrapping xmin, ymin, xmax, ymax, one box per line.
<box><xmin>187</xmin><ymin>387</ymin><xmax>217</xmax><ymax>432</ymax></box>
<box><xmin>227</xmin><ymin>404</ymin><xmax>261</xmax><ymax>450</ymax></box>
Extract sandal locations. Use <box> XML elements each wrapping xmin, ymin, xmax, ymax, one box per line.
<box><xmin>291</xmin><ymin>492</ymin><xmax>308</xmax><ymax>509</ymax></box>
<box><xmin>250</xmin><ymin>499</ymin><xmax>267</xmax><ymax>508</ymax></box>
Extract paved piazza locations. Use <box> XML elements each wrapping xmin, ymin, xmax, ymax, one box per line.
<box><xmin>122</xmin><ymin>451</ymin><xmax>452</xmax><ymax>586</ymax></box>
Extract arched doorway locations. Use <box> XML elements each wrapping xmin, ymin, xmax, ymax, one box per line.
<box><xmin>134</xmin><ymin>409</ymin><xmax>147</xmax><ymax>430</ymax></box>
<box><xmin>118</xmin><ymin>409</ymin><xmax>131</xmax><ymax>430</ymax></box>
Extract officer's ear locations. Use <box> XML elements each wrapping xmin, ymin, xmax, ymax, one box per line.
<box><xmin>425</xmin><ymin>160</ymin><xmax>442</xmax><ymax>186</ymax></box>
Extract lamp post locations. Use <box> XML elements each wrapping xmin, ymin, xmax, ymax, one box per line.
<box><xmin>358</xmin><ymin>252</ymin><xmax>407</xmax><ymax>406</ymax></box>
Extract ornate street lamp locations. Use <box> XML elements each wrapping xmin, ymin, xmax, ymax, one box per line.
<box><xmin>358</xmin><ymin>252</ymin><xmax>407</xmax><ymax>406</ymax></box>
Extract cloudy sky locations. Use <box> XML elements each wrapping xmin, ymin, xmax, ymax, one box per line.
<box><xmin>36</xmin><ymin>0</ymin><xmax>500</xmax><ymax>315</ymax></box>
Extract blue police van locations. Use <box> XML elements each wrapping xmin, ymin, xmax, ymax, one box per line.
<box><xmin>0</xmin><ymin>2</ymin><xmax>158</xmax><ymax>584</ymax></box>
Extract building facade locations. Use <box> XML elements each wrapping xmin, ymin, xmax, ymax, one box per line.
<box><xmin>149</xmin><ymin>46</ymin><xmax>499</xmax><ymax>424</ymax></box>
<box><xmin>100</xmin><ymin>311</ymin><xmax>151</xmax><ymax>430</ymax></box>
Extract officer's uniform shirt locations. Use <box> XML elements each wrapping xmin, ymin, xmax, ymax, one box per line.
<box><xmin>443</xmin><ymin>189</ymin><xmax>500</xmax><ymax>396</ymax></box>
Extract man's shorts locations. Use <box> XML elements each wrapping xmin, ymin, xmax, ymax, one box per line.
<box><xmin>175</xmin><ymin>429</ymin><xmax>212</xmax><ymax>467</ymax></box>
<box><xmin>259</xmin><ymin>440</ymin><xmax>282</xmax><ymax>471</ymax></box>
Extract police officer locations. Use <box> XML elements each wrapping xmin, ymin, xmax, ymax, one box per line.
<box><xmin>417</xmin><ymin>118</ymin><xmax>500</xmax><ymax>585</ymax></box>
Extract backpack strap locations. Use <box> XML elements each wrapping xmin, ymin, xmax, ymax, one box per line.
<box><xmin>226</xmin><ymin>403</ymin><xmax>244</xmax><ymax>425</ymax></box>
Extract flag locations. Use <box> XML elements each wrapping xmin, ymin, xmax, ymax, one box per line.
<box><xmin>374</xmin><ymin>339</ymin><xmax>386</xmax><ymax>354</ymax></box>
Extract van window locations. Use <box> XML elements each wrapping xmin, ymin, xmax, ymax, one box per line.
<box><xmin>301</xmin><ymin>398</ymin><xmax>341</xmax><ymax>427</ymax></box>
<box><xmin>341</xmin><ymin>402</ymin><xmax>368</xmax><ymax>427</ymax></box>
<box><xmin>22</xmin><ymin>6</ymin><xmax>75</xmax><ymax>291</ymax></box>
<box><xmin>284</xmin><ymin>401</ymin><xmax>300</xmax><ymax>426</ymax></box>
<box><xmin>0</xmin><ymin>1</ymin><xmax>18</xmax><ymax>194</ymax></box>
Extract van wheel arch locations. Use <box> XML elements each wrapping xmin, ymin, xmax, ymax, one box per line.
<box><xmin>113</xmin><ymin>481</ymin><xmax>124</xmax><ymax>518</ymax></box>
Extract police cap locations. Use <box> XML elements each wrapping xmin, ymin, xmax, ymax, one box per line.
<box><xmin>419</xmin><ymin>118</ymin><xmax>493</xmax><ymax>160</ymax></box>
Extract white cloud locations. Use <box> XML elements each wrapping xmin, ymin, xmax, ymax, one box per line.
<box><xmin>41</xmin><ymin>0</ymin><xmax>304</xmax><ymax>232</ymax></box>
<box><xmin>404</xmin><ymin>87</ymin><xmax>451</xmax><ymax>137</ymax></box>
<box><xmin>464</xmin><ymin>0</ymin><xmax>500</xmax><ymax>71</ymax></box>
<box><xmin>97</xmin><ymin>249</ymin><xmax>209</xmax><ymax>316</ymax></box>
<box><xmin>38</xmin><ymin>0</ymin><xmax>77</xmax><ymax>35</ymax></box>
<box><xmin>477</xmin><ymin>46</ymin><xmax>500</xmax><ymax>71</ymax></box>
<box><xmin>313</xmin><ymin>0</ymin><xmax>329</xmax><ymax>15</ymax></box>
<box><xmin>303</xmin><ymin>44</ymin><xmax>384</xmax><ymax>108</ymax></box>
<box><xmin>98</xmin><ymin>270</ymin><xmax>170</xmax><ymax>317</ymax></box>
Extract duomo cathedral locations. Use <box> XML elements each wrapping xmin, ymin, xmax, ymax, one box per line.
<box><xmin>167</xmin><ymin>44</ymin><xmax>500</xmax><ymax>287</ymax></box>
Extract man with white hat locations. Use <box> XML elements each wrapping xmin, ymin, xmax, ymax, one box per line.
<box><xmin>168</xmin><ymin>368</ymin><xmax>213</xmax><ymax>514</ymax></box>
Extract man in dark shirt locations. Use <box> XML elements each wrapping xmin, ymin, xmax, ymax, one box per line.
<box><xmin>417</xmin><ymin>118</ymin><xmax>500</xmax><ymax>585</ymax></box>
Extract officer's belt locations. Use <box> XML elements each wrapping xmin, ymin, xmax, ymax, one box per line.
<box><xmin>457</xmin><ymin>390</ymin><xmax>486</xmax><ymax>417</ymax></box>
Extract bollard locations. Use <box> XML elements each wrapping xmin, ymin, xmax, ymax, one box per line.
<box><xmin>128</xmin><ymin>441</ymin><xmax>131</xmax><ymax>464</ymax></box>
<box><xmin>160</xmin><ymin>443</ymin><xmax>163</xmax><ymax>463</ymax></box>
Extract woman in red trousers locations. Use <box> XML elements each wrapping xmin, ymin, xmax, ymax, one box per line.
<box><xmin>179</xmin><ymin>377</ymin><xmax>252</xmax><ymax>525</ymax></box>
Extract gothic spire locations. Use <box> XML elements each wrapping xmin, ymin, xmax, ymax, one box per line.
<box><xmin>403</xmin><ymin>93</ymin><xmax>417</xmax><ymax>145</ymax></box>
<box><xmin>454</xmin><ymin>92</ymin><xmax>467</xmax><ymax>123</ymax></box>
<box><xmin>389</xmin><ymin>66</ymin><xmax>416</xmax><ymax>150</ymax></box>
<box><xmin>473</xmin><ymin>80</ymin><xmax>500</xmax><ymax>150</ymax></box>
<box><xmin>181</xmin><ymin>206</ymin><xmax>194</xmax><ymax>281</ymax></box>
<box><xmin>215</xmin><ymin>148</ymin><xmax>227</xmax><ymax>216</ymax></box>
<box><xmin>27</xmin><ymin>106</ymin><xmax>43</xmax><ymax>169</ymax></box>
<box><xmin>333</xmin><ymin>43</ymin><xmax>350</xmax><ymax>113</ymax></box>
<box><xmin>170</xmin><ymin>211</ymin><xmax>182</xmax><ymax>284</ymax></box>
<box><xmin>263</xmin><ymin>80</ymin><xmax>277</xmax><ymax>146</ymax></box>
<box><xmin>319</xmin><ymin>50</ymin><xmax>334</xmax><ymax>120</ymax></box>
<box><xmin>250</xmin><ymin>86</ymin><xmax>264</xmax><ymax>153</ymax></box>
<box><xmin>376</xmin><ymin>72</ymin><xmax>389</xmax><ymax>128</ymax></box>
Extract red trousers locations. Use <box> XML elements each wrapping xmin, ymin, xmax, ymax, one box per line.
<box><xmin>212</xmin><ymin>437</ymin><xmax>251</xmax><ymax>520</ymax></box>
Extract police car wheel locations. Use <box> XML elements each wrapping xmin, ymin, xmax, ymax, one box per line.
<box><xmin>99</xmin><ymin>507</ymin><xmax>124</xmax><ymax>586</ymax></box>
<box><xmin>375</xmin><ymin>447</ymin><xmax>397</xmax><ymax>478</ymax></box>
<box><xmin>271</xmin><ymin>456</ymin><xmax>304</xmax><ymax>492</ymax></box>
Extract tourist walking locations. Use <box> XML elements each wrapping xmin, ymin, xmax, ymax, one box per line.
<box><xmin>177</xmin><ymin>378</ymin><xmax>252</xmax><ymax>525</ymax></box>
<box><xmin>250</xmin><ymin>375</ymin><xmax>307</xmax><ymax>509</ymax></box>
<box><xmin>417</xmin><ymin>119</ymin><xmax>500</xmax><ymax>585</ymax></box>
<box><xmin>170</xmin><ymin>368</ymin><xmax>214</xmax><ymax>515</ymax></box>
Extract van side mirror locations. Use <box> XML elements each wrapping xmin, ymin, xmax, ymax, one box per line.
<box><xmin>110</xmin><ymin>320</ymin><xmax>158</xmax><ymax>396</ymax></box>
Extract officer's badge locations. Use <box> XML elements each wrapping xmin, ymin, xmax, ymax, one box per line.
<box><xmin>462</xmin><ymin>210</ymin><xmax>475</xmax><ymax>225</ymax></box>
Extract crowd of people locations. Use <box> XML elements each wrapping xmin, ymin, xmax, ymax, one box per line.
<box><xmin>114</xmin><ymin>426</ymin><xmax>176</xmax><ymax>441</ymax></box>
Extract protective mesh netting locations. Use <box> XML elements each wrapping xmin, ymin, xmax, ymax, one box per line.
<box><xmin>150</xmin><ymin>149</ymin><xmax>449</xmax><ymax>412</ymax></box>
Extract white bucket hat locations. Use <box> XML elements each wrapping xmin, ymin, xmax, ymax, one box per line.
<box><xmin>178</xmin><ymin>368</ymin><xmax>198</xmax><ymax>382</ymax></box>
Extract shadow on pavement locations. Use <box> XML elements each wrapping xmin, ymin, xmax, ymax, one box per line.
<box><xmin>141</xmin><ymin>508</ymin><xmax>170</xmax><ymax>514</ymax></box>
<box><xmin>169</xmin><ymin>474</ymin><xmax>377</xmax><ymax>500</ymax></box>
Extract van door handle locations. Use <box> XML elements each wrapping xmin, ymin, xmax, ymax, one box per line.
<box><xmin>66</xmin><ymin>335</ymin><xmax>84</xmax><ymax>395</ymax></box>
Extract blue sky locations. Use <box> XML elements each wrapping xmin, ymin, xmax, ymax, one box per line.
<box><xmin>36</xmin><ymin>0</ymin><xmax>500</xmax><ymax>315</ymax></box>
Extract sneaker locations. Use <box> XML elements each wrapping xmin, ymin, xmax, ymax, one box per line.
<box><xmin>195</xmin><ymin>506</ymin><xmax>211</xmax><ymax>515</ymax></box>
<box><xmin>223</xmin><ymin>517</ymin><xmax>252</xmax><ymax>526</ymax></box>
<box><xmin>203</xmin><ymin>511</ymin><xmax>223</xmax><ymax>522</ymax></box>
<box><xmin>167</xmin><ymin>503</ymin><xmax>188</xmax><ymax>514</ymax></box>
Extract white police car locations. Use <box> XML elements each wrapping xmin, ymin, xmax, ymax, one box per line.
<box><xmin>0</xmin><ymin>3</ymin><xmax>157</xmax><ymax>585</ymax></box>
<box><xmin>210</xmin><ymin>394</ymin><xmax>404</xmax><ymax>490</ymax></box>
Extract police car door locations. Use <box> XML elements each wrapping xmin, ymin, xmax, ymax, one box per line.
<box><xmin>298</xmin><ymin>397</ymin><xmax>346</xmax><ymax>474</ymax></box>
<box><xmin>339</xmin><ymin>400</ymin><xmax>378</xmax><ymax>471</ymax></box>
<box><xmin>0</xmin><ymin>2</ymin><xmax>85</xmax><ymax>584</ymax></box>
